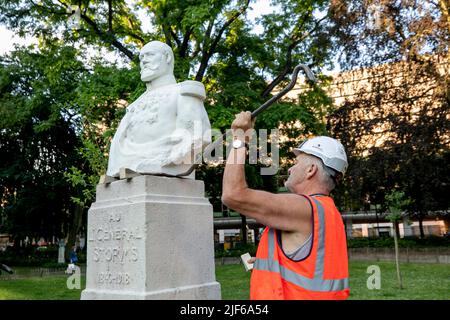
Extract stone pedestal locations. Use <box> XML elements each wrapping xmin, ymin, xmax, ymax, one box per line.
<box><xmin>81</xmin><ymin>175</ymin><xmax>221</xmax><ymax>300</ymax></box>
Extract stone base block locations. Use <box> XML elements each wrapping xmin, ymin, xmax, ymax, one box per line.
<box><xmin>80</xmin><ymin>175</ymin><xmax>221</xmax><ymax>300</ymax></box>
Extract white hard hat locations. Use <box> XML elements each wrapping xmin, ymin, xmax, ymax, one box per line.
<box><xmin>293</xmin><ymin>136</ymin><xmax>348</xmax><ymax>175</ymax></box>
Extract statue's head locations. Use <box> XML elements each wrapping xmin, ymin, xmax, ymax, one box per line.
<box><xmin>139</xmin><ymin>41</ymin><xmax>174</xmax><ymax>82</ymax></box>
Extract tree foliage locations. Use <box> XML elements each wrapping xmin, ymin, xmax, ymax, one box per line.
<box><xmin>1</xmin><ymin>1</ymin><xmax>448</xmax><ymax>243</ymax></box>
<box><xmin>326</xmin><ymin>0</ymin><xmax>449</xmax><ymax>230</ymax></box>
<box><xmin>0</xmin><ymin>44</ymin><xmax>85</xmax><ymax>240</ymax></box>
<box><xmin>0</xmin><ymin>1</ymin><xmax>333</xmax><ymax>238</ymax></box>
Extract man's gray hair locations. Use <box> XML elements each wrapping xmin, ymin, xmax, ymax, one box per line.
<box><xmin>304</xmin><ymin>154</ymin><xmax>337</xmax><ymax>192</ymax></box>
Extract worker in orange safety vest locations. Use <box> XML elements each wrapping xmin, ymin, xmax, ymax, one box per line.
<box><xmin>222</xmin><ymin>111</ymin><xmax>350</xmax><ymax>300</ymax></box>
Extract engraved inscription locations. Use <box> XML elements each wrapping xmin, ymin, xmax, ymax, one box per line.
<box><xmin>88</xmin><ymin>227</ymin><xmax>143</xmax><ymax>242</ymax></box>
<box><xmin>89</xmin><ymin>212</ymin><xmax>144</xmax><ymax>287</ymax></box>
<box><xmin>98</xmin><ymin>272</ymin><xmax>131</xmax><ymax>285</ymax></box>
<box><xmin>93</xmin><ymin>246</ymin><xmax>138</xmax><ymax>263</ymax></box>
<box><xmin>109</xmin><ymin>213</ymin><xmax>121</xmax><ymax>222</ymax></box>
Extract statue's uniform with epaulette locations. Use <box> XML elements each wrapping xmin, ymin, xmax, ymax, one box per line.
<box><xmin>106</xmin><ymin>80</ymin><xmax>211</xmax><ymax>177</ymax></box>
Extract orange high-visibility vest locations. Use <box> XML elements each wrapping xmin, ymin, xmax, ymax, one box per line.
<box><xmin>250</xmin><ymin>195</ymin><xmax>349</xmax><ymax>300</ymax></box>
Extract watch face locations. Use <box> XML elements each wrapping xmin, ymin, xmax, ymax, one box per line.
<box><xmin>233</xmin><ymin>139</ymin><xmax>244</xmax><ymax>149</ymax></box>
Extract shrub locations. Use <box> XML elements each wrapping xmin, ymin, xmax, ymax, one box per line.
<box><xmin>215</xmin><ymin>243</ymin><xmax>257</xmax><ymax>258</ymax></box>
<box><xmin>0</xmin><ymin>245</ymin><xmax>60</xmax><ymax>267</ymax></box>
<box><xmin>41</xmin><ymin>262</ymin><xmax>67</xmax><ymax>269</ymax></box>
<box><xmin>347</xmin><ymin>236</ymin><xmax>450</xmax><ymax>248</ymax></box>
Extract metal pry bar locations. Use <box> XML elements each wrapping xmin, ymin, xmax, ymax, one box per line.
<box><xmin>169</xmin><ymin>64</ymin><xmax>318</xmax><ymax>177</ymax></box>
<box><xmin>250</xmin><ymin>64</ymin><xmax>317</xmax><ymax>119</ymax></box>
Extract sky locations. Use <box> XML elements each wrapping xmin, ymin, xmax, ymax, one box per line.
<box><xmin>0</xmin><ymin>1</ymin><xmax>276</xmax><ymax>55</ymax></box>
<box><xmin>0</xmin><ymin>27</ymin><xmax>38</xmax><ymax>56</ymax></box>
<box><xmin>0</xmin><ymin>1</ymin><xmax>338</xmax><ymax>74</ymax></box>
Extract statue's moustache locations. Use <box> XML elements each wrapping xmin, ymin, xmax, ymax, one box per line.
<box><xmin>140</xmin><ymin>64</ymin><xmax>159</xmax><ymax>74</ymax></box>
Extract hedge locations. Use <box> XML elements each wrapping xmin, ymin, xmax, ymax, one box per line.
<box><xmin>0</xmin><ymin>245</ymin><xmax>86</xmax><ymax>267</ymax></box>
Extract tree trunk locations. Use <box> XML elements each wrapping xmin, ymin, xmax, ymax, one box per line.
<box><xmin>393</xmin><ymin>221</ymin><xmax>403</xmax><ymax>289</ymax></box>
<box><xmin>394</xmin><ymin>221</ymin><xmax>401</xmax><ymax>239</ymax></box>
<box><xmin>240</xmin><ymin>214</ymin><xmax>247</xmax><ymax>245</ymax></box>
<box><xmin>418</xmin><ymin>214</ymin><xmax>425</xmax><ymax>238</ymax></box>
<box><xmin>65</xmin><ymin>204</ymin><xmax>84</xmax><ymax>261</ymax></box>
<box><xmin>254</xmin><ymin>227</ymin><xmax>260</xmax><ymax>246</ymax></box>
<box><xmin>12</xmin><ymin>235</ymin><xmax>22</xmax><ymax>250</ymax></box>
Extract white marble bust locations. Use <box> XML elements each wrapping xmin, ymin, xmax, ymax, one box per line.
<box><xmin>106</xmin><ymin>41</ymin><xmax>211</xmax><ymax>178</ymax></box>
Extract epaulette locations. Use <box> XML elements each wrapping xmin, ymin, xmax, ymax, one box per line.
<box><xmin>179</xmin><ymin>80</ymin><xmax>206</xmax><ymax>101</ymax></box>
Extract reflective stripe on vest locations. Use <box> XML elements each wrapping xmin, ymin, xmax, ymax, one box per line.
<box><xmin>253</xmin><ymin>197</ymin><xmax>349</xmax><ymax>292</ymax></box>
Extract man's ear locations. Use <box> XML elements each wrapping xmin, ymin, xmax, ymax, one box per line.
<box><xmin>306</xmin><ymin>163</ymin><xmax>318</xmax><ymax>179</ymax></box>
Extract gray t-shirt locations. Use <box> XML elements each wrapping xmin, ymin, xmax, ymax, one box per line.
<box><xmin>284</xmin><ymin>233</ymin><xmax>313</xmax><ymax>261</ymax></box>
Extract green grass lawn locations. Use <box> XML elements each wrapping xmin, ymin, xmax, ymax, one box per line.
<box><xmin>0</xmin><ymin>261</ymin><xmax>448</xmax><ymax>300</ymax></box>
<box><xmin>347</xmin><ymin>261</ymin><xmax>450</xmax><ymax>300</ymax></box>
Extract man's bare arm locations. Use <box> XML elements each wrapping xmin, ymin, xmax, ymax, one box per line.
<box><xmin>222</xmin><ymin>129</ymin><xmax>311</xmax><ymax>233</ymax></box>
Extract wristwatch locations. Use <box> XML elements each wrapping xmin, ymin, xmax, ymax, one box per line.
<box><xmin>232</xmin><ymin>139</ymin><xmax>246</xmax><ymax>149</ymax></box>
